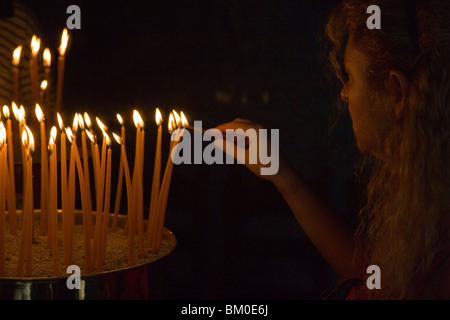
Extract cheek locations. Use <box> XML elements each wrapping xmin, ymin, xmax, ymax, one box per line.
<box><xmin>347</xmin><ymin>87</ymin><xmax>381</xmax><ymax>153</ymax></box>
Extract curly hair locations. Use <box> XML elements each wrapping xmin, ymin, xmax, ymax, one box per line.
<box><xmin>325</xmin><ymin>0</ymin><xmax>450</xmax><ymax>299</ymax></box>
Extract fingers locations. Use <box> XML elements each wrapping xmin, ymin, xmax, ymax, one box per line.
<box><xmin>215</xmin><ymin>118</ymin><xmax>262</xmax><ymax>133</ymax></box>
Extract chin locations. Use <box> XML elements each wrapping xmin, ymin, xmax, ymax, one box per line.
<box><xmin>356</xmin><ymin>138</ymin><xmax>384</xmax><ymax>160</ymax></box>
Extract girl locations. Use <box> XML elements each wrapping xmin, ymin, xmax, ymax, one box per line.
<box><xmin>216</xmin><ymin>0</ymin><xmax>450</xmax><ymax>299</ymax></box>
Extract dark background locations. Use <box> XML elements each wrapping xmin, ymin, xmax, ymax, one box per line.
<box><xmin>21</xmin><ymin>0</ymin><xmax>363</xmax><ymax>299</ymax></box>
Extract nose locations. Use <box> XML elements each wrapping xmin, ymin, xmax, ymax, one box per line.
<box><xmin>340</xmin><ymin>84</ymin><xmax>349</xmax><ymax>102</ymax></box>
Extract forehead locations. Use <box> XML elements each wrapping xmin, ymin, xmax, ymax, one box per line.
<box><xmin>344</xmin><ymin>34</ymin><xmax>369</xmax><ymax>68</ymax></box>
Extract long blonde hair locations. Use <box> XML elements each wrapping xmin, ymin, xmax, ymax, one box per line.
<box><xmin>325</xmin><ymin>0</ymin><xmax>450</xmax><ymax>299</ymax></box>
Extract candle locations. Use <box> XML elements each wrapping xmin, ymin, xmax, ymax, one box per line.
<box><xmin>130</xmin><ymin>111</ymin><xmax>141</xmax><ymax>238</ymax></box>
<box><xmin>79</xmin><ymin>114</ymin><xmax>93</xmax><ymax>237</ymax></box>
<box><xmin>93</xmin><ymin>118</ymin><xmax>107</xmax><ymax>265</ymax></box>
<box><xmin>18</xmin><ymin>105</ymin><xmax>27</xmax><ymax>201</ymax></box>
<box><xmin>98</xmin><ymin>133</ymin><xmax>112</xmax><ymax>271</ymax></box>
<box><xmin>43</xmin><ymin>48</ymin><xmax>51</xmax><ymax>114</ymax></box>
<box><xmin>39</xmin><ymin>80</ymin><xmax>47</xmax><ymax>108</ymax></box>
<box><xmin>12</xmin><ymin>46</ymin><xmax>22</xmax><ymax>104</ymax></box>
<box><xmin>94</xmin><ymin>117</ymin><xmax>107</xmax><ymax>222</ymax></box>
<box><xmin>48</xmin><ymin>127</ymin><xmax>59</xmax><ymax>276</ymax></box>
<box><xmin>150</xmin><ymin>112</ymin><xmax>176</xmax><ymax>251</ymax></box>
<box><xmin>113</xmin><ymin>133</ymin><xmax>134</xmax><ymax>266</ymax></box>
<box><xmin>0</xmin><ymin>124</ymin><xmax>7</xmax><ymax>276</ymax></box>
<box><xmin>84</xmin><ymin>113</ymin><xmax>98</xmax><ymax>208</ymax></box>
<box><xmin>112</xmin><ymin>114</ymin><xmax>125</xmax><ymax>230</ymax></box>
<box><xmin>56</xmin><ymin>29</ymin><xmax>69</xmax><ymax>113</ymax></box>
<box><xmin>152</xmin><ymin>111</ymin><xmax>187</xmax><ymax>251</ymax></box>
<box><xmin>86</xmin><ymin>129</ymin><xmax>100</xmax><ymax>217</ymax></box>
<box><xmin>70</xmin><ymin>129</ymin><xmax>92</xmax><ymax>274</ymax></box>
<box><xmin>17</xmin><ymin>125</ymin><xmax>34</xmax><ymax>276</ymax></box>
<box><xmin>147</xmin><ymin>108</ymin><xmax>162</xmax><ymax>245</ymax></box>
<box><xmin>57</xmin><ymin>113</ymin><xmax>69</xmax><ymax>264</ymax></box>
<box><xmin>36</xmin><ymin>104</ymin><xmax>49</xmax><ymax>237</ymax></box>
<box><xmin>65</xmin><ymin>127</ymin><xmax>76</xmax><ymax>265</ymax></box>
<box><xmin>30</xmin><ymin>36</ymin><xmax>41</xmax><ymax>106</ymax></box>
<box><xmin>3</xmin><ymin>106</ymin><xmax>17</xmax><ymax>234</ymax></box>
<box><xmin>132</xmin><ymin>110</ymin><xmax>145</xmax><ymax>255</ymax></box>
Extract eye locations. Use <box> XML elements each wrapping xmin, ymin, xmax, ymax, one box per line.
<box><xmin>343</xmin><ymin>71</ymin><xmax>350</xmax><ymax>83</ymax></box>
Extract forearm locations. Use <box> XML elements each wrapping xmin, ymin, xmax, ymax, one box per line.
<box><xmin>272</xmin><ymin>162</ymin><xmax>363</xmax><ymax>279</ymax></box>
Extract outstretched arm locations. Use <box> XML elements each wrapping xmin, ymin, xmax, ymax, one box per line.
<box><xmin>216</xmin><ymin>118</ymin><xmax>364</xmax><ymax>279</ymax></box>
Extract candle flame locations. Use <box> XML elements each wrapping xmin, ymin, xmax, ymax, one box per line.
<box><xmin>117</xmin><ymin>114</ymin><xmax>124</xmax><ymax>126</ymax></box>
<box><xmin>172</xmin><ymin>110</ymin><xmax>181</xmax><ymax>128</ymax></box>
<box><xmin>65</xmin><ymin>127</ymin><xmax>73</xmax><ymax>143</ymax></box>
<box><xmin>18</xmin><ymin>105</ymin><xmax>25</xmax><ymax>124</ymax></box>
<box><xmin>22</xmin><ymin>129</ymin><xmax>27</xmax><ymax>147</ymax></box>
<box><xmin>40</xmin><ymin>80</ymin><xmax>48</xmax><ymax>91</ymax></box>
<box><xmin>12</xmin><ymin>46</ymin><xmax>22</xmax><ymax>66</ymax></box>
<box><xmin>0</xmin><ymin>122</ymin><xmax>6</xmax><ymax>147</ymax></box>
<box><xmin>168</xmin><ymin>113</ymin><xmax>175</xmax><ymax>134</ymax></box>
<box><xmin>50</xmin><ymin>126</ymin><xmax>57</xmax><ymax>143</ymax></box>
<box><xmin>78</xmin><ymin>113</ymin><xmax>85</xmax><ymax>130</ymax></box>
<box><xmin>43</xmin><ymin>48</ymin><xmax>51</xmax><ymax>67</ymax></box>
<box><xmin>12</xmin><ymin>102</ymin><xmax>19</xmax><ymax>121</ymax></box>
<box><xmin>35</xmin><ymin>104</ymin><xmax>44</xmax><ymax>123</ymax></box>
<box><xmin>113</xmin><ymin>132</ymin><xmax>123</xmax><ymax>145</ymax></box>
<box><xmin>72</xmin><ymin>113</ymin><xmax>79</xmax><ymax>133</ymax></box>
<box><xmin>180</xmin><ymin>111</ymin><xmax>188</xmax><ymax>128</ymax></box>
<box><xmin>59</xmin><ymin>28</ymin><xmax>69</xmax><ymax>56</ymax></box>
<box><xmin>23</xmin><ymin>125</ymin><xmax>34</xmax><ymax>153</ymax></box>
<box><xmin>133</xmin><ymin>110</ymin><xmax>144</xmax><ymax>129</ymax></box>
<box><xmin>85</xmin><ymin>129</ymin><xmax>95</xmax><ymax>143</ymax></box>
<box><xmin>57</xmin><ymin>113</ymin><xmax>64</xmax><ymax>130</ymax></box>
<box><xmin>96</xmin><ymin>117</ymin><xmax>107</xmax><ymax>133</ymax></box>
<box><xmin>104</xmin><ymin>132</ymin><xmax>111</xmax><ymax>147</ymax></box>
<box><xmin>155</xmin><ymin>108</ymin><xmax>162</xmax><ymax>126</ymax></box>
<box><xmin>84</xmin><ymin>112</ymin><xmax>92</xmax><ymax>129</ymax></box>
<box><xmin>31</xmin><ymin>35</ymin><xmax>41</xmax><ymax>57</ymax></box>
<box><xmin>3</xmin><ymin>105</ymin><xmax>9</xmax><ymax>119</ymax></box>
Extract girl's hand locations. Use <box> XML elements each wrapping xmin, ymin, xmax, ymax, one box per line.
<box><xmin>215</xmin><ymin>118</ymin><xmax>291</xmax><ymax>185</ymax></box>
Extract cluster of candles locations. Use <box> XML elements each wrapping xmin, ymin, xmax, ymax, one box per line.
<box><xmin>0</xmin><ymin>103</ymin><xmax>188</xmax><ymax>277</ymax></box>
<box><xmin>1</xmin><ymin>29</ymin><xmax>189</xmax><ymax>278</ymax></box>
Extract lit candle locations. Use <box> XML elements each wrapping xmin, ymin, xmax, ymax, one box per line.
<box><xmin>0</xmin><ymin>123</ymin><xmax>7</xmax><ymax>276</ymax></box>
<box><xmin>57</xmin><ymin>113</ymin><xmax>69</xmax><ymax>264</ymax></box>
<box><xmin>86</xmin><ymin>129</ymin><xmax>100</xmax><ymax>218</ymax></box>
<box><xmin>35</xmin><ymin>104</ymin><xmax>48</xmax><ymax>237</ymax></box>
<box><xmin>93</xmin><ymin>117</ymin><xmax>107</xmax><ymax>265</ymax></box>
<box><xmin>84</xmin><ymin>112</ymin><xmax>97</xmax><ymax>205</ymax></box>
<box><xmin>112</xmin><ymin>114</ymin><xmax>125</xmax><ymax>230</ymax></box>
<box><xmin>30</xmin><ymin>36</ymin><xmax>41</xmax><ymax>106</ymax></box>
<box><xmin>113</xmin><ymin>133</ymin><xmax>134</xmax><ymax>266</ymax></box>
<box><xmin>39</xmin><ymin>80</ymin><xmax>47</xmax><ymax>108</ymax></box>
<box><xmin>17</xmin><ymin>125</ymin><xmax>34</xmax><ymax>276</ymax></box>
<box><xmin>132</xmin><ymin>110</ymin><xmax>145</xmax><ymax>256</ymax></box>
<box><xmin>12</xmin><ymin>46</ymin><xmax>22</xmax><ymax>104</ymax></box>
<box><xmin>48</xmin><ymin>126</ymin><xmax>59</xmax><ymax>276</ymax></box>
<box><xmin>79</xmin><ymin>114</ymin><xmax>93</xmax><ymax>238</ymax></box>
<box><xmin>98</xmin><ymin>133</ymin><xmax>112</xmax><ymax>271</ymax></box>
<box><xmin>95</xmin><ymin>117</ymin><xmax>107</xmax><ymax>225</ymax></box>
<box><xmin>56</xmin><ymin>29</ymin><xmax>69</xmax><ymax>113</ymax></box>
<box><xmin>69</xmin><ymin>128</ymin><xmax>92</xmax><ymax>274</ymax></box>
<box><xmin>147</xmin><ymin>108</ymin><xmax>162</xmax><ymax>246</ymax></box>
<box><xmin>150</xmin><ymin>112</ymin><xmax>176</xmax><ymax>251</ymax></box>
<box><xmin>65</xmin><ymin>127</ymin><xmax>76</xmax><ymax>265</ymax></box>
<box><xmin>43</xmin><ymin>48</ymin><xmax>51</xmax><ymax>113</ymax></box>
<box><xmin>3</xmin><ymin>105</ymin><xmax>17</xmax><ymax>234</ymax></box>
<box><xmin>18</xmin><ymin>105</ymin><xmax>27</xmax><ymax>211</ymax></box>
<box><xmin>152</xmin><ymin>111</ymin><xmax>187</xmax><ymax>251</ymax></box>
<box><xmin>66</xmin><ymin>128</ymin><xmax>92</xmax><ymax>273</ymax></box>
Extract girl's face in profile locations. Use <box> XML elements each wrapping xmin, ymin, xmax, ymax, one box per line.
<box><xmin>340</xmin><ymin>34</ymin><xmax>394</xmax><ymax>158</ymax></box>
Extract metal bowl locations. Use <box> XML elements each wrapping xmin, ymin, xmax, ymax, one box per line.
<box><xmin>0</xmin><ymin>210</ymin><xmax>176</xmax><ymax>300</ymax></box>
